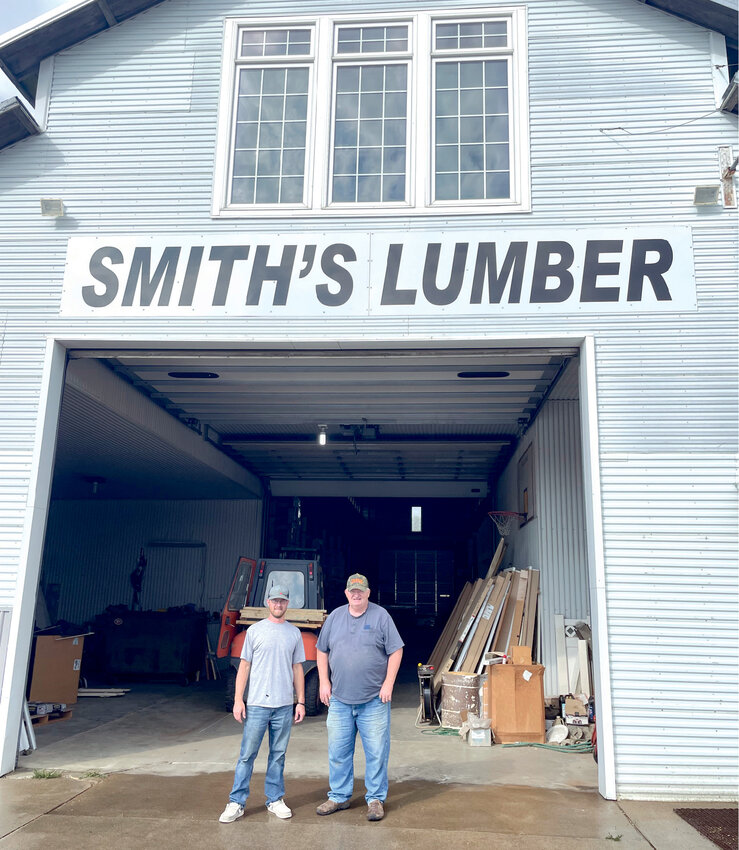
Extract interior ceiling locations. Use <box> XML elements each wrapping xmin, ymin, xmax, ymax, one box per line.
<box><xmin>53</xmin><ymin>347</ymin><xmax>579</xmax><ymax>500</ymax></box>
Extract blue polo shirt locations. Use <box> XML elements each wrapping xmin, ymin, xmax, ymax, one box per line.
<box><xmin>317</xmin><ymin>601</ymin><xmax>404</xmax><ymax>704</ymax></box>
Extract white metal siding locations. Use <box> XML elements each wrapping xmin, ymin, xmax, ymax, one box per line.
<box><xmin>601</xmin><ymin>454</ymin><xmax>739</xmax><ymax>799</ymax></box>
<box><xmin>496</xmin><ymin>393</ymin><xmax>590</xmax><ymax>697</ymax></box>
<box><xmin>40</xmin><ymin>499</ymin><xmax>263</xmax><ymax>624</ymax></box>
<box><xmin>0</xmin><ymin>0</ymin><xmax>735</xmax><ymax>798</ymax></box>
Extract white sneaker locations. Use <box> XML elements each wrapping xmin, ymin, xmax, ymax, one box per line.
<box><xmin>219</xmin><ymin>802</ymin><xmax>245</xmax><ymax>823</ymax></box>
<box><xmin>267</xmin><ymin>798</ymin><xmax>292</xmax><ymax>819</ymax></box>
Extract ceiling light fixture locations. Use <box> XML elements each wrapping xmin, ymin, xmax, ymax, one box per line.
<box><xmin>457</xmin><ymin>371</ymin><xmax>510</xmax><ymax>378</ymax></box>
<box><xmin>82</xmin><ymin>475</ymin><xmax>106</xmax><ymax>495</ymax></box>
<box><xmin>317</xmin><ymin>424</ymin><xmax>327</xmax><ymax>446</ymax></box>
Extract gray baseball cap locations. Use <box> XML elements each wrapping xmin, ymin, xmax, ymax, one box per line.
<box><xmin>268</xmin><ymin>585</ymin><xmax>290</xmax><ymax>601</ymax></box>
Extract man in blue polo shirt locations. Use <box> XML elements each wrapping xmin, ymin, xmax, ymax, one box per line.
<box><xmin>315</xmin><ymin>573</ymin><xmax>404</xmax><ymax>822</ymax></box>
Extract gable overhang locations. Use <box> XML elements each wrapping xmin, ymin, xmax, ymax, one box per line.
<box><xmin>0</xmin><ymin>97</ymin><xmax>41</xmax><ymax>149</ymax></box>
<box><xmin>0</xmin><ymin>0</ymin><xmax>167</xmax><ymax>105</ymax></box>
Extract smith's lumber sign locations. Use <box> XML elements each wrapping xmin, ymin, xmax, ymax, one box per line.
<box><xmin>61</xmin><ymin>228</ymin><xmax>696</xmax><ymax>317</ymax></box>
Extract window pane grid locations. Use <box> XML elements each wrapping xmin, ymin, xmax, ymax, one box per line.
<box><xmin>435</xmin><ymin>20</ymin><xmax>507</xmax><ymax>51</ymax></box>
<box><xmin>231</xmin><ymin>66</ymin><xmax>308</xmax><ymax>205</ymax></box>
<box><xmin>240</xmin><ymin>28</ymin><xmax>312</xmax><ymax>58</ymax></box>
<box><xmin>337</xmin><ymin>25</ymin><xmax>409</xmax><ymax>55</ymax></box>
<box><xmin>434</xmin><ymin>60</ymin><xmax>510</xmax><ymax>201</ymax></box>
<box><xmin>332</xmin><ymin>63</ymin><xmax>408</xmax><ymax>204</ymax></box>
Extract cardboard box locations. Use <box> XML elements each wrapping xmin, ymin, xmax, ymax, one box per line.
<box><xmin>468</xmin><ymin>727</ymin><xmax>492</xmax><ymax>747</ymax></box>
<box><xmin>487</xmin><ymin>663</ymin><xmax>545</xmax><ymax>744</ymax></box>
<box><xmin>28</xmin><ymin>635</ymin><xmax>86</xmax><ymax>705</ymax></box>
<box><xmin>511</xmin><ymin>645</ymin><xmax>532</xmax><ymax>665</ymax></box>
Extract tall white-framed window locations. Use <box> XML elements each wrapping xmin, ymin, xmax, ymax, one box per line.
<box><xmin>329</xmin><ymin>23</ymin><xmax>412</xmax><ymax>206</ymax></box>
<box><xmin>213</xmin><ymin>9</ymin><xmax>529</xmax><ymax>217</ymax></box>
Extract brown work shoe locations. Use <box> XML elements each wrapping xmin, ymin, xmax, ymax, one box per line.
<box><xmin>316</xmin><ymin>798</ymin><xmax>351</xmax><ymax>816</ymax></box>
<box><xmin>367</xmin><ymin>799</ymin><xmax>384</xmax><ymax>821</ymax></box>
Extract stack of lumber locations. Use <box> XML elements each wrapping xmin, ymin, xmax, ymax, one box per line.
<box><xmin>238</xmin><ymin>607</ymin><xmax>326</xmax><ymax>628</ymax></box>
<box><xmin>425</xmin><ymin>541</ymin><xmax>540</xmax><ymax>696</ymax></box>
<box><xmin>78</xmin><ymin>687</ymin><xmax>130</xmax><ymax>698</ymax></box>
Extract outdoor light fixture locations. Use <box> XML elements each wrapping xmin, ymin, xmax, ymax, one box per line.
<box><xmin>317</xmin><ymin>424</ymin><xmax>327</xmax><ymax>446</ymax></box>
<box><xmin>40</xmin><ymin>198</ymin><xmax>64</xmax><ymax>217</ymax></box>
<box><xmin>693</xmin><ymin>185</ymin><xmax>720</xmax><ymax>206</ymax></box>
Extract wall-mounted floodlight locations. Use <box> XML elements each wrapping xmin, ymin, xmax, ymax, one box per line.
<box><xmin>317</xmin><ymin>424</ymin><xmax>327</xmax><ymax>446</ymax></box>
<box><xmin>693</xmin><ymin>185</ymin><xmax>720</xmax><ymax>206</ymax></box>
<box><xmin>40</xmin><ymin>198</ymin><xmax>65</xmax><ymax>217</ymax></box>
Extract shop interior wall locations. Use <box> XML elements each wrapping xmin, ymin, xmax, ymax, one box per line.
<box><xmin>496</xmin><ymin>394</ymin><xmax>589</xmax><ymax>697</ymax></box>
<box><xmin>38</xmin><ymin>498</ymin><xmax>263</xmax><ymax>626</ymax></box>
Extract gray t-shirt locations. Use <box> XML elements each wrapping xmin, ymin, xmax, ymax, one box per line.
<box><xmin>241</xmin><ymin>618</ymin><xmax>306</xmax><ymax>707</ymax></box>
<box><xmin>316</xmin><ymin>601</ymin><xmax>404</xmax><ymax>704</ymax></box>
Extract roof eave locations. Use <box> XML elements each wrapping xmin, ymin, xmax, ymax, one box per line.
<box><xmin>0</xmin><ymin>97</ymin><xmax>42</xmax><ymax>152</ymax></box>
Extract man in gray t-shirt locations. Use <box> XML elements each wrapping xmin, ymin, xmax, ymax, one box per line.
<box><xmin>219</xmin><ymin>585</ymin><xmax>306</xmax><ymax>824</ymax></box>
<box><xmin>315</xmin><ymin>573</ymin><xmax>403</xmax><ymax>822</ymax></box>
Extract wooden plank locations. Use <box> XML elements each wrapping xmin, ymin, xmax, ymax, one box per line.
<box><xmin>506</xmin><ymin>571</ymin><xmax>529</xmax><ymax>655</ymax></box>
<box><xmin>554</xmin><ymin>614</ymin><xmax>569</xmax><ymax>694</ymax></box>
<box><xmin>476</xmin><ymin>574</ymin><xmax>513</xmax><ymax>673</ymax></box>
<box><xmin>426</xmin><ymin>582</ymin><xmax>473</xmax><ymax>670</ymax></box>
<box><xmin>492</xmin><ymin>571</ymin><xmax>521</xmax><ymax>653</ymax></box>
<box><xmin>459</xmin><ymin>573</ymin><xmax>510</xmax><ymax>673</ymax></box>
<box><xmin>432</xmin><ymin>579</ymin><xmax>484</xmax><ymax>692</ymax></box>
<box><xmin>430</xmin><ymin>542</ymin><xmax>506</xmax><ymax>687</ymax></box>
<box><xmin>577</xmin><ymin>639</ymin><xmax>591</xmax><ymax>698</ymax></box>
<box><xmin>521</xmin><ymin>569</ymin><xmax>540</xmax><ymax>649</ymax></box>
<box><xmin>453</xmin><ymin>575</ymin><xmax>497</xmax><ymax>670</ymax></box>
<box><xmin>483</xmin><ymin>540</ymin><xmax>507</xmax><ymax>581</ymax></box>
<box><xmin>238</xmin><ymin>607</ymin><xmax>326</xmax><ymax>625</ymax></box>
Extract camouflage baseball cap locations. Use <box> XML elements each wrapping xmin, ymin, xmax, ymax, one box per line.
<box><xmin>346</xmin><ymin>573</ymin><xmax>369</xmax><ymax>591</ymax></box>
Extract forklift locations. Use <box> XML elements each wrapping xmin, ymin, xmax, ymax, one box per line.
<box><xmin>216</xmin><ymin>552</ymin><xmax>326</xmax><ymax>715</ymax></box>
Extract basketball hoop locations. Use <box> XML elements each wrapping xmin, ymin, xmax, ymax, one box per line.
<box><xmin>488</xmin><ymin>511</ymin><xmax>526</xmax><ymax>537</ymax></box>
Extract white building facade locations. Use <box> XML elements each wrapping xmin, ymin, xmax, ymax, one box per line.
<box><xmin>0</xmin><ymin>0</ymin><xmax>736</xmax><ymax>800</ymax></box>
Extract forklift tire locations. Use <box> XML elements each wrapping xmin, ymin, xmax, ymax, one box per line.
<box><xmin>224</xmin><ymin>666</ymin><xmax>237</xmax><ymax>713</ymax></box>
<box><xmin>225</xmin><ymin>665</ymin><xmax>250</xmax><ymax>715</ymax></box>
<box><xmin>304</xmin><ymin>669</ymin><xmax>322</xmax><ymax>717</ymax></box>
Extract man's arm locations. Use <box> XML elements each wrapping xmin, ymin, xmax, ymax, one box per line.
<box><xmin>317</xmin><ymin>648</ymin><xmax>332</xmax><ymax>705</ymax></box>
<box><xmin>232</xmin><ymin>658</ymin><xmax>251</xmax><ymax>722</ymax></box>
<box><xmin>379</xmin><ymin>647</ymin><xmax>403</xmax><ymax>703</ymax></box>
<box><xmin>293</xmin><ymin>662</ymin><xmax>306</xmax><ymax>723</ymax></box>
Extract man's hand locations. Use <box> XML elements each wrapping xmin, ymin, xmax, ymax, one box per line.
<box><xmin>319</xmin><ymin>682</ymin><xmax>332</xmax><ymax>706</ymax></box>
<box><xmin>294</xmin><ymin>703</ymin><xmax>305</xmax><ymax>723</ymax></box>
<box><xmin>379</xmin><ymin>682</ymin><xmax>393</xmax><ymax>703</ymax></box>
<box><xmin>233</xmin><ymin>699</ymin><xmax>246</xmax><ymax>723</ymax></box>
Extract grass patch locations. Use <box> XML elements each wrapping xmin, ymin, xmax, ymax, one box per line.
<box><xmin>32</xmin><ymin>769</ymin><xmax>63</xmax><ymax>779</ymax></box>
<box><xmin>81</xmin><ymin>770</ymin><xmax>106</xmax><ymax>779</ymax></box>
<box><xmin>605</xmin><ymin>835</ymin><xmax>622</xmax><ymax>842</ymax></box>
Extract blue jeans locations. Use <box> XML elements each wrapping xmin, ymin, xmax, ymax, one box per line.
<box><xmin>326</xmin><ymin>696</ymin><xmax>391</xmax><ymax>803</ymax></box>
<box><xmin>229</xmin><ymin>704</ymin><xmax>293</xmax><ymax>806</ymax></box>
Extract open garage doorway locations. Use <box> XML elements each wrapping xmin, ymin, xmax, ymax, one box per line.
<box><xmin>15</xmin><ymin>341</ymin><xmax>603</xmax><ymax>795</ymax></box>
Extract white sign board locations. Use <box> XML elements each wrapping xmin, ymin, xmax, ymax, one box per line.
<box><xmin>61</xmin><ymin>228</ymin><xmax>696</xmax><ymax>317</ymax></box>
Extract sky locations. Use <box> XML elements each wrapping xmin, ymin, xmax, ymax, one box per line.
<box><xmin>0</xmin><ymin>0</ymin><xmax>68</xmax><ymax>101</ymax></box>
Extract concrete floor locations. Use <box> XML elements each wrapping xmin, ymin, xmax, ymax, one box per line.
<box><xmin>3</xmin><ymin>680</ymin><xmax>734</xmax><ymax>849</ymax></box>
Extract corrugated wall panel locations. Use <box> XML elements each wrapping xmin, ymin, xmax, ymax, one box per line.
<box><xmin>536</xmin><ymin>400</ymin><xmax>590</xmax><ymax>696</ymax></box>
<box><xmin>496</xmin><ymin>388</ymin><xmax>590</xmax><ymax>697</ymax></box>
<box><xmin>40</xmin><ymin>499</ymin><xmax>263</xmax><ymax>623</ymax></box>
<box><xmin>0</xmin><ymin>0</ymin><xmax>735</xmax><ymax>799</ymax></box>
<box><xmin>601</xmin><ymin>454</ymin><xmax>739</xmax><ymax>799</ymax></box>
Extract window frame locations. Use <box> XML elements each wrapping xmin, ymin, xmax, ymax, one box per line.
<box><xmin>327</xmin><ymin>21</ymin><xmax>414</xmax><ymax>209</ymax></box>
<box><xmin>213</xmin><ymin>8</ymin><xmax>529</xmax><ymax>218</ymax></box>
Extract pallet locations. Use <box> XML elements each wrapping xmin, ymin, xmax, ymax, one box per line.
<box><xmin>31</xmin><ymin>709</ymin><xmax>73</xmax><ymax>725</ymax></box>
